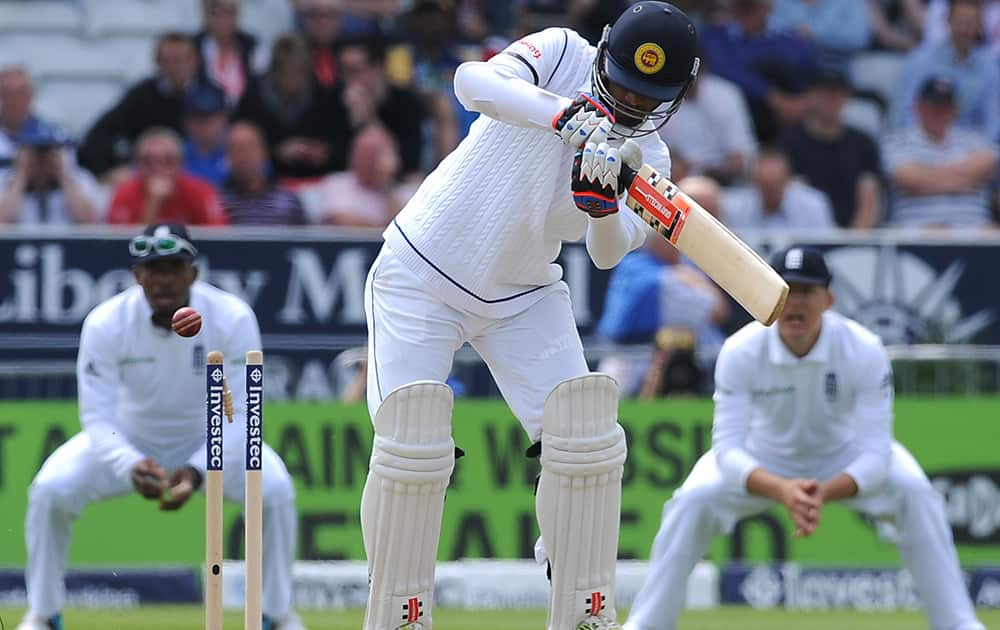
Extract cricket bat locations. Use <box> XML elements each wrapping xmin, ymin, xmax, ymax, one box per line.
<box><xmin>618</xmin><ymin>142</ymin><xmax>788</xmax><ymax>326</ymax></box>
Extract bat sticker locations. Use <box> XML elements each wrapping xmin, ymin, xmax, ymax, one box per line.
<box><xmin>627</xmin><ymin>174</ymin><xmax>689</xmax><ymax>244</ymax></box>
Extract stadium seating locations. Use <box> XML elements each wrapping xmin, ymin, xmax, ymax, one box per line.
<box><xmin>842</xmin><ymin>96</ymin><xmax>886</xmax><ymax>138</ymax></box>
<box><xmin>34</xmin><ymin>78</ymin><xmax>126</xmax><ymax>140</ymax></box>
<box><xmin>239</xmin><ymin>0</ymin><xmax>296</xmax><ymax>52</ymax></box>
<box><xmin>0</xmin><ymin>0</ymin><xmax>293</xmax><ymax>143</ymax></box>
<box><xmin>0</xmin><ymin>0</ymin><xmax>82</xmax><ymax>35</ymax></box>
<box><xmin>849</xmin><ymin>52</ymin><xmax>906</xmax><ymax>118</ymax></box>
<box><xmin>0</xmin><ymin>35</ymin><xmax>152</xmax><ymax>83</ymax></box>
<box><xmin>81</xmin><ymin>0</ymin><xmax>202</xmax><ymax>38</ymax></box>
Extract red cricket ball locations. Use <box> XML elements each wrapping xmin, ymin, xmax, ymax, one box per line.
<box><xmin>171</xmin><ymin>306</ymin><xmax>202</xmax><ymax>338</ymax></box>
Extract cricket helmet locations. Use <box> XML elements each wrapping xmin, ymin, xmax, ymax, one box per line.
<box><xmin>592</xmin><ymin>1</ymin><xmax>700</xmax><ymax>136</ymax></box>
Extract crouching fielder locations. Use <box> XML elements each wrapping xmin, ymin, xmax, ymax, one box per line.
<box><xmin>360</xmin><ymin>4</ymin><xmax>700</xmax><ymax>628</ymax></box>
<box><xmin>18</xmin><ymin>224</ymin><xmax>304</xmax><ymax>630</ymax></box>
<box><xmin>625</xmin><ymin>247</ymin><xmax>984</xmax><ymax>630</ymax></box>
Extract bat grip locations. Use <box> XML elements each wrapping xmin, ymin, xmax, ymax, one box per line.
<box><xmin>619</xmin><ymin>164</ymin><xmax>637</xmax><ymax>196</ymax></box>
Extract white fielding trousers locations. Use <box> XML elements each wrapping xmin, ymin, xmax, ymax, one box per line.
<box><xmin>24</xmin><ymin>432</ymin><xmax>298</xmax><ymax>620</ymax></box>
<box><xmin>625</xmin><ymin>442</ymin><xmax>984</xmax><ymax>630</ymax></box>
<box><xmin>364</xmin><ymin>246</ymin><xmax>590</xmax><ymax>439</ymax></box>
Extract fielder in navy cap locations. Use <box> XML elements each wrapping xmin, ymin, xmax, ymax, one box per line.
<box><xmin>770</xmin><ymin>245</ymin><xmax>833</xmax><ymax>287</ymax></box>
<box><xmin>627</xmin><ymin>241</ymin><xmax>984</xmax><ymax>630</ymax></box>
<box><xmin>128</xmin><ymin>222</ymin><xmax>199</xmax><ymax>265</ymax></box>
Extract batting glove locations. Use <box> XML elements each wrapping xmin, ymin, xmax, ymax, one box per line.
<box><xmin>572</xmin><ymin>140</ymin><xmax>623</xmax><ymax>218</ymax></box>
<box><xmin>553</xmin><ymin>93</ymin><xmax>615</xmax><ymax>149</ymax></box>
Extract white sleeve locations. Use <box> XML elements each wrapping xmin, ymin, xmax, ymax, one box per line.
<box><xmin>186</xmin><ymin>303</ymin><xmax>263</xmax><ymax>473</ymax></box>
<box><xmin>584</xmin><ymin>133</ymin><xmax>671</xmax><ymax>268</ymax></box>
<box><xmin>843</xmin><ymin>341</ymin><xmax>895</xmax><ymax>494</ymax></box>
<box><xmin>585</xmin><ymin>210</ymin><xmax>647</xmax><ymax>269</ymax></box>
<box><xmin>711</xmin><ymin>341</ymin><xmax>762</xmax><ymax>490</ymax></box>
<box><xmin>453</xmin><ymin>28</ymin><xmax>578</xmax><ymax>130</ymax></box>
<box><xmin>77</xmin><ymin>313</ymin><xmax>145</xmax><ymax>482</ymax></box>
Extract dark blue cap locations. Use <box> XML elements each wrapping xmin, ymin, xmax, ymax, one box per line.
<box><xmin>604</xmin><ymin>2</ymin><xmax>699</xmax><ymax>102</ymax></box>
<box><xmin>918</xmin><ymin>74</ymin><xmax>957</xmax><ymax>104</ymax></box>
<box><xmin>18</xmin><ymin>121</ymin><xmax>68</xmax><ymax>148</ymax></box>
<box><xmin>185</xmin><ymin>84</ymin><xmax>227</xmax><ymax>116</ymax></box>
<box><xmin>130</xmin><ymin>223</ymin><xmax>199</xmax><ymax>265</ymax></box>
<box><xmin>770</xmin><ymin>246</ymin><xmax>832</xmax><ymax>286</ymax></box>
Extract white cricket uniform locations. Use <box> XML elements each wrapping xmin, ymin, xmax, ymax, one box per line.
<box><xmin>24</xmin><ymin>281</ymin><xmax>298</xmax><ymax>621</ymax></box>
<box><xmin>368</xmin><ymin>27</ymin><xmax>670</xmax><ymax>438</ymax></box>
<box><xmin>625</xmin><ymin>311</ymin><xmax>984</xmax><ymax>630</ymax></box>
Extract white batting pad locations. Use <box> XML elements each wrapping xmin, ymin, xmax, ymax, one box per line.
<box><xmin>536</xmin><ymin>374</ymin><xmax>626</xmax><ymax>630</ymax></box>
<box><xmin>361</xmin><ymin>381</ymin><xmax>455</xmax><ymax>630</ymax></box>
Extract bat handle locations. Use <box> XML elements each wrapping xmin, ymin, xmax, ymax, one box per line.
<box><xmin>619</xmin><ymin>164</ymin><xmax>637</xmax><ymax>196</ymax></box>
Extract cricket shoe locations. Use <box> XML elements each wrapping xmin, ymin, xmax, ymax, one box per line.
<box><xmin>263</xmin><ymin>612</ymin><xmax>307</xmax><ymax>630</ymax></box>
<box><xmin>15</xmin><ymin>612</ymin><xmax>63</xmax><ymax>630</ymax></box>
<box><xmin>576</xmin><ymin>615</ymin><xmax>622</xmax><ymax>630</ymax></box>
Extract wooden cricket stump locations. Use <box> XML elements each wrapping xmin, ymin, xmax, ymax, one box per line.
<box><xmin>245</xmin><ymin>350</ymin><xmax>264</xmax><ymax>630</ymax></box>
<box><xmin>204</xmin><ymin>349</ymin><xmax>264</xmax><ymax>630</ymax></box>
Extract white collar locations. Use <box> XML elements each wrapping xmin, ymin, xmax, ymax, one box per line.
<box><xmin>767</xmin><ymin>312</ymin><xmax>832</xmax><ymax>365</ymax></box>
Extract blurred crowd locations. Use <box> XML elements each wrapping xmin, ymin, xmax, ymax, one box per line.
<box><xmin>1</xmin><ymin>0</ymin><xmax>999</xmax><ymax>232</ymax></box>
<box><xmin>2</xmin><ymin>0</ymin><xmax>1000</xmax><ymax>399</ymax></box>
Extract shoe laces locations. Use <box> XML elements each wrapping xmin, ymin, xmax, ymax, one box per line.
<box><xmin>576</xmin><ymin>616</ymin><xmax>621</xmax><ymax>630</ymax></box>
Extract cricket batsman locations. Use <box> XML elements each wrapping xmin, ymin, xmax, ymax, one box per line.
<box><xmin>624</xmin><ymin>247</ymin><xmax>985</xmax><ymax>630</ymax></box>
<box><xmin>360</xmin><ymin>3</ymin><xmax>699</xmax><ymax>629</ymax></box>
<box><xmin>17</xmin><ymin>224</ymin><xmax>305</xmax><ymax>630</ymax></box>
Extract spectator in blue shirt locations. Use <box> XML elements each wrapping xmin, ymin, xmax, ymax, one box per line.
<box><xmin>769</xmin><ymin>0</ymin><xmax>871</xmax><ymax>68</ymax></box>
<box><xmin>182</xmin><ymin>84</ymin><xmax>229</xmax><ymax>188</ymax></box>
<box><xmin>699</xmin><ymin>0</ymin><xmax>820</xmax><ymax>143</ymax></box>
<box><xmin>893</xmin><ymin>0</ymin><xmax>1000</xmax><ymax>140</ymax></box>
<box><xmin>883</xmin><ymin>75</ymin><xmax>998</xmax><ymax>229</ymax></box>
<box><xmin>596</xmin><ymin>177</ymin><xmax>730</xmax><ymax>396</ymax></box>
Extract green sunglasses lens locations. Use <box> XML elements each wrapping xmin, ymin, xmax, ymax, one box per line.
<box><xmin>157</xmin><ymin>237</ymin><xmax>178</xmax><ymax>251</ymax></box>
<box><xmin>130</xmin><ymin>234</ymin><xmax>194</xmax><ymax>257</ymax></box>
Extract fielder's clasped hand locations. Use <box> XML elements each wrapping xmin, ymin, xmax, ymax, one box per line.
<box><xmin>159</xmin><ymin>466</ymin><xmax>202</xmax><ymax>511</ymax></box>
<box><xmin>131</xmin><ymin>458</ymin><xmax>167</xmax><ymax>499</ymax></box>
<box><xmin>781</xmin><ymin>478</ymin><xmax>822</xmax><ymax>538</ymax></box>
<box><xmin>130</xmin><ymin>458</ymin><xmax>202</xmax><ymax>510</ymax></box>
<box><xmin>553</xmin><ymin>92</ymin><xmax>614</xmax><ymax>149</ymax></box>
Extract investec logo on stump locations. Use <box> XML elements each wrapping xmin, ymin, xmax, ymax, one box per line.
<box><xmin>207</xmin><ymin>366</ymin><xmax>225</xmax><ymax>471</ymax></box>
<box><xmin>246</xmin><ymin>365</ymin><xmax>263</xmax><ymax>471</ymax></box>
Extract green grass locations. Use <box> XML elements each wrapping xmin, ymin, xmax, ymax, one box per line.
<box><xmin>1</xmin><ymin>606</ymin><xmax>999</xmax><ymax>629</ymax></box>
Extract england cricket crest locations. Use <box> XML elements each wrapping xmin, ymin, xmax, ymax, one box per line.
<box><xmin>824</xmin><ymin>372</ymin><xmax>838</xmax><ymax>402</ymax></box>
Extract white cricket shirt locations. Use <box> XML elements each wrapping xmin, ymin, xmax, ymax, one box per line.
<box><xmin>384</xmin><ymin>27</ymin><xmax>672</xmax><ymax>318</ymax></box>
<box><xmin>712</xmin><ymin>311</ymin><xmax>895</xmax><ymax>495</ymax></box>
<box><xmin>76</xmin><ymin>280</ymin><xmax>261</xmax><ymax>481</ymax></box>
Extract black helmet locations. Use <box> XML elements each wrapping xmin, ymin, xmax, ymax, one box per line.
<box><xmin>592</xmin><ymin>1</ymin><xmax>700</xmax><ymax>137</ymax></box>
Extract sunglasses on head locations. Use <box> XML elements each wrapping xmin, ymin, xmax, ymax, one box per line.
<box><xmin>129</xmin><ymin>234</ymin><xmax>198</xmax><ymax>258</ymax></box>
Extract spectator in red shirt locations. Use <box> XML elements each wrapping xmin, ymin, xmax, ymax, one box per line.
<box><xmin>107</xmin><ymin>127</ymin><xmax>227</xmax><ymax>225</ymax></box>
